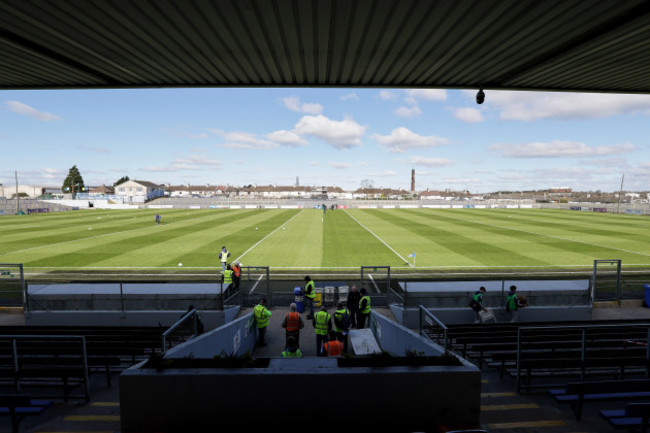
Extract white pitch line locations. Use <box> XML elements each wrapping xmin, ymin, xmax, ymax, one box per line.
<box><xmin>368</xmin><ymin>274</ymin><xmax>380</xmax><ymax>293</ymax></box>
<box><xmin>344</xmin><ymin>210</ymin><xmax>413</xmax><ymax>267</ymax></box>
<box><xmin>249</xmin><ymin>274</ymin><xmax>265</xmax><ymax>294</ymax></box>
<box><xmin>235</xmin><ymin>210</ymin><xmax>303</xmax><ymax>262</ymax></box>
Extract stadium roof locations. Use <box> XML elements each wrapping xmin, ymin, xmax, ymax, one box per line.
<box><xmin>2</xmin><ymin>0</ymin><xmax>650</xmax><ymax>93</ymax></box>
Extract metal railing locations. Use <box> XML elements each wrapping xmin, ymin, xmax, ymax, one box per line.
<box><xmin>515</xmin><ymin>323</ymin><xmax>650</xmax><ymax>392</ymax></box>
<box><xmin>161</xmin><ymin>308</ymin><xmax>203</xmax><ymax>353</ymax></box>
<box><xmin>419</xmin><ymin>305</ymin><xmax>449</xmax><ymax>350</ymax></box>
<box><xmin>0</xmin><ymin>335</ymin><xmax>90</xmax><ymax>401</ymax></box>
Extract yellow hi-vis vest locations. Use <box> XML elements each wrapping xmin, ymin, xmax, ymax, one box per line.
<box><xmin>359</xmin><ymin>296</ymin><xmax>371</xmax><ymax>314</ymax></box>
<box><xmin>304</xmin><ymin>280</ymin><xmax>315</xmax><ymax>299</ymax></box>
<box><xmin>223</xmin><ymin>269</ymin><xmax>233</xmax><ymax>285</ymax></box>
<box><xmin>334</xmin><ymin>308</ymin><xmax>350</xmax><ymax>333</ymax></box>
<box><xmin>254</xmin><ymin>304</ymin><xmax>270</xmax><ymax>328</ymax></box>
<box><xmin>314</xmin><ymin>311</ymin><xmax>330</xmax><ymax>335</ymax></box>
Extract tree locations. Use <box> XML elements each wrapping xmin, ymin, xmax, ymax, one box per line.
<box><xmin>61</xmin><ymin>165</ymin><xmax>85</xmax><ymax>194</ymax></box>
<box><xmin>113</xmin><ymin>176</ymin><xmax>130</xmax><ymax>187</ymax></box>
<box><xmin>359</xmin><ymin>179</ymin><xmax>374</xmax><ymax>189</ymax></box>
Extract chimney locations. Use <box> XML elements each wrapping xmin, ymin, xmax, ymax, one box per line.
<box><xmin>411</xmin><ymin>169</ymin><xmax>415</xmax><ymax>192</ymax></box>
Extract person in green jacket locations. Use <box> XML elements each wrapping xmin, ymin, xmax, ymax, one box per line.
<box><xmin>281</xmin><ymin>336</ymin><xmax>302</xmax><ymax>358</ymax></box>
<box><xmin>506</xmin><ymin>285</ymin><xmax>523</xmax><ymax>323</ymax></box>
<box><xmin>303</xmin><ymin>275</ymin><xmax>316</xmax><ymax>319</ymax></box>
<box><xmin>254</xmin><ymin>298</ymin><xmax>272</xmax><ymax>346</ymax></box>
<box><xmin>313</xmin><ymin>305</ymin><xmax>332</xmax><ymax>357</ymax></box>
<box><xmin>358</xmin><ymin>288</ymin><xmax>371</xmax><ymax>329</ymax></box>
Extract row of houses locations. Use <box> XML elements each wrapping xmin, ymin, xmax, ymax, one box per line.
<box><xmin>5</xmin><ymin>180</ymin><xmax>485</xmax><ymax>202</ymax></box>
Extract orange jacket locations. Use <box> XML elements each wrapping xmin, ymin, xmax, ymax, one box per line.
<box><xmin>323</xmin><ymin>340</ymin><xmax>343</xmax><ymax>356</ymax></box>
<box><xmin>283</xmin><ymin>312</ymin><xmax>303</xmax><ymax>332</ymax></box>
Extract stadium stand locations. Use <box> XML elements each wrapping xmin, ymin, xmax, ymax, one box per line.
<box><xmin>0</xmin><ymin>394</ymin><xmax>52</xmax><ymax>433</ymax></box>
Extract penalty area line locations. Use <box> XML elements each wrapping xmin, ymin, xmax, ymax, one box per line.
<box><xmin>343</xmin><ymin>210</ymin><xmax>413</xmax><ymax>268</ymax></box>
<box><xmin>235</xmin><ymin>209</ymin><xmax>303</xmax><ymax>263</ymax></box>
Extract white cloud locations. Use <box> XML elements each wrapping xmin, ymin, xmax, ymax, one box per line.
<box><xmin>453</xmin><ymin>107</ymin><xmax>484</xmax><ymax>123</ymax></box>
<box><xmin>293</xmin><ymin>115</ymin><xmax>365</xmax><ymax>149</ymax></box>
<box><xmin>340</xmin><ymin>93</ymin><xmax>359</xmax><ymax>101</ymax></box>
<box><xmin>371</xmin><ymin>127</ymin><xmax>449</xmax><ymax>153</ymax></box>
<box><xmin>409</xmin><ymin>156</ymin><xmax>455</xmax><ymax>167</ymax></box>
<box><xmin>395</xmin><ymin>105</ymin><xmax>422</xmax><ymax>117</ymax></box>
<box><xmin>214</xmin><ymin>131</ymin><xmax>278</xmax><ymax>150</ymax></box>
<box><xmin>282</xmin><ymin>96</ymin><xmax>323</xmax><ymax>114</ymax></box>
<box><xmin>4</xmin><ymin>100</ymin><xmax>62</xmax><ymax>121</ymax></box>
<box><xmin>473</xmin><ymin>90</ymin><xmax>650</xmax><ymax>121</ymax></box>
<box><xmin>142</xmin><ymin>155</ymin><xmax>222</xmax><ymax>172</ymax></box>
<box><xmin>330</xmin><ymin>162</ymin><xmax>352</xmax><ymax>169</ymax></box>
<box><xmin>489</xmin><ymin>140</ymin><xmax>635</xmax><ymax>158</ymax></box>
<box><xmin>405</xmin><ymin>89</ymin><xmax>447</xmax><ymax>101</ymax></box>
<box><xmin>266</xmin><ymin>130</ymin><xmax>308</xmax><ymax>147</ymax></box>
<box><xmin>378</xmin><ymin>90</ymin><xmax>398</xmax><ymax>100</ymax></box>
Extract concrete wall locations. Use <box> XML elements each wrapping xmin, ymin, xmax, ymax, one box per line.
<box><xmin>164</xmin><ymin>312</ymin><xmax>255</xmax><ymax>358</ymax></box>
<box><xmin>393</xmin><ymin>305</ymin><xmax>593</xmax><ymax>328</ymax></box>
<box><xmin>371</xmin><ymin>311</ymin><xmax>447</xmax><ymax>356</ymax></box>
<box><xmin>120</xmin><ymin>357</ymin><xmax>481</xmax><ymax>432</ymax></box>
<box><xmin>24</xmin><ymin>308</ymin><xmax>237</xmax><ymax>330</ymax></box>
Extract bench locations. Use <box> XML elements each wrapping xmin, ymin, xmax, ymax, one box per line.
<box><xmin>0</xmin><ymin>394</ymin><xmax>51</xmax><ymax>433</ymax></box>
<box><xmin>550</xmin><ymin>379</ymin><xmax>650</xmax><ymax>420</ymax></box>
<box><xmin>600</xmin><ymin>402</ymin><xmax>650</xmax><ymax>432</ymax></box>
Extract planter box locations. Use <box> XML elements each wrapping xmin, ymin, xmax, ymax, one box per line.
<box><xmin>120</xmin><ymin>356</ymin><xmax>480</xmax><ymax>432</ymax></box>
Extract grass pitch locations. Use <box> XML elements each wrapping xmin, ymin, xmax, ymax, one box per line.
<box><xmin>1</xmin><ymin>207</ymin><xmax>649</xmax><ymax>276</ymax></box>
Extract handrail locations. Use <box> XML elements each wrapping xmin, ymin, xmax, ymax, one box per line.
<box><xmin>515</xmin><ymin>322</ymin><xmax>650</xmax><ymax>392</ymax></box>
<box><xmin>419</xmin><ymin>305</ymin><xmax>449</xmax><ymax>350</ymax></box>
<box><xmin>161</xmin><ymin>308</ymin><xmax>198</xmax><ymax>353</ymax></box>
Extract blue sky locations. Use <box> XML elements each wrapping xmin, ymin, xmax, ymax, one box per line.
<box><xmin>2</xmin><ymin>87</ymin><xmax>649</xmax><ymax>193</ymax></box>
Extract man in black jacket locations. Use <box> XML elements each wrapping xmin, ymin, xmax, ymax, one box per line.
<box><xmin>346</xmin><ymin>285</ymin><xmax>361</xmax><ymax>329</ymax></box>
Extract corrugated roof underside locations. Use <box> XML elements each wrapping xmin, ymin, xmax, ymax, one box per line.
<box><xmin>1</xmin><ymin>0</ymin><xmax>650</xmax><ymax>92</ymax></box>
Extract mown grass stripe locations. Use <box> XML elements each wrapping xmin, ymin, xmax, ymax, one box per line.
<box><xmin>421</xmin><ymin>209</ymin><xmax>650</xmax><ymax>261</ymax></box>
<box><xmin>363</xmin><ymin>210</ymin><xmax>551</xmax><ymax>267</ymax></box>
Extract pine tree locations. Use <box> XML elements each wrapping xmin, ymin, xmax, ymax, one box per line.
<box><xmin>113</xmin><ymin>176</ymin><xmax>130</xmax><ymax>187</ymax></box>
<box><xmin>61</xmin><ymin>165</ymin><xmax>85</xmax><ymax>194</ymax></box>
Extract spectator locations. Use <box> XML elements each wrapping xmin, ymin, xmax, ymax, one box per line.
<box><xmin>231</xmin><ymin>260</ymin><xmax>242</xmax><ymax>291</ymax></box>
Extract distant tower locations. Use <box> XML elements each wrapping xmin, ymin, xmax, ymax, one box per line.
<box><xmin>296</xmin><ymin>176</ymin><xmax>299</xmax><ymax>187</ymax></box>
<box><xmin>411</xmin><ymin>169</ymin><xmax>415</xmax><ymax>192</ymax></box>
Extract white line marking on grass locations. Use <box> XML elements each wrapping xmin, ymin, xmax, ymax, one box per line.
<box><xmin>441</xmin><ymin>213</ymin><xmax>650</xmax><ymax>260</ymax></box>
<box><xmin>343</xmin><ymin>210</ymin><xmax>413</xmax><ymax>267</ymax></box>
<box><xmin>368</xmin><ymin>274</ymin><xmax>380</xmax><ymax>293</ymax></box>
<box><xmin>249</xmin><ymin>274</ymin><xmax>265</xmax><ymax>294</ymax></box>
<box><xmin>235</xmin><ymin>210</ymin><xmax>303</xmax><ymax>262</ymax></box>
